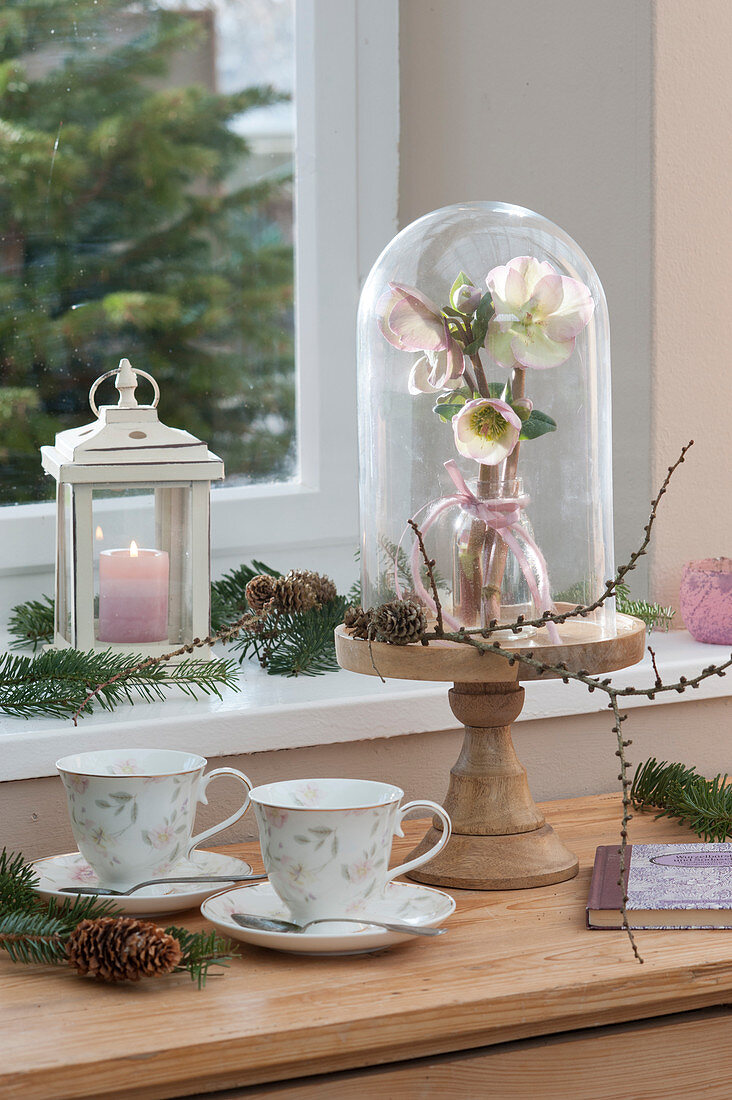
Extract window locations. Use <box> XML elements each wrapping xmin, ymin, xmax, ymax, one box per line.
<box><xmin>0</xmin><ymin>0</ymin><xmax>399</xmax><ymax>613</ymax></box>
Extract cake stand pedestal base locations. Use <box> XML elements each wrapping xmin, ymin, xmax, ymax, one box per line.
<box><xmin>406</xmin><ymin>681</ymin><xmax>579</xmax><ymax>890</ymax></box>
<box><xmin>335</xmin><ymin>616</ymin><xmax>646</xmax><ymax>891</ymax></box>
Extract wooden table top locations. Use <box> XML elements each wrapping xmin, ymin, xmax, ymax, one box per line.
<box><xmin>4</xmin><ymin>793</ymin><xmax>732</xmax><ymax>1100</ymax></box>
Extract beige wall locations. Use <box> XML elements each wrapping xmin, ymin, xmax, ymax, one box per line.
<box><xmin>651</xmin><ymin>0</ymin><xmax>732</xmax><ymax>609</ymax></box>
<box><xmin>4</xmin><ymin>696</ymin><xmax>730</xmax><ymax>860</ymax></box>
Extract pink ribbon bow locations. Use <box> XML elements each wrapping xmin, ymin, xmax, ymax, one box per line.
<box><xmin>397</xmin><ymin>460</ymin><xmax>561</xmax><ymax>645</ymax></box>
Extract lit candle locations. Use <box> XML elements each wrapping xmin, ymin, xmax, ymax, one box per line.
<box><xmin>98</xmin><ymin>540</ymin><xmax>169</xmax><ymax>643</ymax></box>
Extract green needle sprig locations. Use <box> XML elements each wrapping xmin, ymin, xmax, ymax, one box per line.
<box><xmin>7</xmin><ymin>596</ymin><xmax>55</xmax><ymax>651</ymax></box>
<box><xmin>632</xmin><ymin>757</ymin><xmax>732</xmax><ymax>843</ymax></box>
<box><xmin>0</xmin><ymin>849</ymin><xmax>239</xmax><ymax>986</ymax></box>
<box><xmin>0</xmin><ymin>648</ymin><xmax>240</xmax><ymax>720</ymax></box>
<box><xmin>166</xmin><ymin>925</ymin><xmax>239</xmax><ymax>989</ymax></box>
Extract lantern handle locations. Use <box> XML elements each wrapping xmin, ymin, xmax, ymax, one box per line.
<box><xmin>89</xmin><ymin>363</ymin><xmax>160</xmax><ymax>418</ymax></box>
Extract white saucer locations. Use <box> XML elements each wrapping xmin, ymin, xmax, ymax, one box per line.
<box><xmin>32</xmin><ymin>849</ymin><xmax>255</xmax><ymax>917</ymax></box>
<box><xmin>201</xmin><ymin>880</ymin><xmax>456</xmax><ymax>955</ymax></box>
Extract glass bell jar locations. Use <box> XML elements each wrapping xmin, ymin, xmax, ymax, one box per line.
<box><xmin>357</xmin><ymin>201</ymin><xmax>616</xmax><ymax>641</ymax></box>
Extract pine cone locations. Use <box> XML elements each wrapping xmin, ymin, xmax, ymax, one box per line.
<box><xmin>288</xmin><ymin>569</ymin><xmax>338</xmax><ymax>606</ymax></box>
<box><xmin>373</xmin><ymin>599</ymin><xmax>427</xmax><ymax>646</ymax></box>
<box><xmin>245</xmin><ymin>574</ymin><xmax>277</xmax><ymax>613</ymax></box>
<box><xmin>67</xmin><ymin>917</ymin><xmax>182</xmax><ymax>983</ymax></box>
<box><xmin>344</xmin><ymin>605</ymin><xmax>374</xmax><ymax>640</ymax></box>
<box><xmin>271</xmin><ymin>574</ymin><xmax>319</xmax><ymax>613</ymax></box>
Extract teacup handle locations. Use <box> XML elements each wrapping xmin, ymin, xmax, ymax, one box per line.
<box><xmin>186</xmin><ymin>767</ymin><xmax>253</xmax><ymax>857</ymax></box>
<box><xmin>385</xmin><ymin>800</ymin><xmax>452</xmax><ymax>882</ymax></box>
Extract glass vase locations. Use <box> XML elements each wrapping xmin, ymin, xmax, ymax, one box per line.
<box><xmin>452</xmin><ymin>477</ymin><xmax>541</xmax><ymax>631</ymax></box>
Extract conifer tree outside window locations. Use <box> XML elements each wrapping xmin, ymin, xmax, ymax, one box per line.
<box><xmin>0</xmin><ymin>0</ymin><xmax>295</xmax><ymax>504</ymax></box>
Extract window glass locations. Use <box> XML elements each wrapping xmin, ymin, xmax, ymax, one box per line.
<box><xmin>0</xmin><ymin>0</ymin><xmax>295</xmax><ymax>504</ymax></box>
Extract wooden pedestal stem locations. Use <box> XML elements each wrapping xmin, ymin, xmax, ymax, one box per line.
<box><xmin>406</xmin><ymin>681</ymin><xmax>579</xmax><ymax>890</ymax></box>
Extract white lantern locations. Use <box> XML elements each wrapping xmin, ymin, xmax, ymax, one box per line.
<box><xmin>41</xmin><ymin>358</ymin><xmax>224</xmax><ymax>658</ymax></box>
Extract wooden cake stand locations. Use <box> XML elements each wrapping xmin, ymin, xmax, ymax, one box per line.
<box><xmin>335</xmin><ymin>614</ymin><xmax>645</xmax><ymax>890</ymax></box>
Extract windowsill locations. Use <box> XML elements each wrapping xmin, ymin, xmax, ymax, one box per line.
<box><xmin>1</xmin><ymin>631</ymin><xmax>728</xmax><ymax>783</ymax></box>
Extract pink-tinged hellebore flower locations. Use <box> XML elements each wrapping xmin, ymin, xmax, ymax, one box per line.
<box><xmin>453</xmin><ymin>398</ymin><xmax>521</xmax><ymax>466</ymax></box>
<box><xmin>452</xmin><ymin>283</ymin><xmax>483</xmax><ymax>314</ymax></box>
<box><xmin>485</xmin><ymin>257</ymin><xmax>594</xmax><ymax>370</ymax></box>
<box><xmin>408</xmin><ymin>323</ymin><xmax>465</xmax><ymax>394</ymax></box>
<box><xmin>377</xmin><ymin>282</ymin><xmax>447</xmax><ymax>353</ymax></box>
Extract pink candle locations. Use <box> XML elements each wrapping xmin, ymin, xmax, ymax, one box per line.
<box><xmin>98</xmin><ymin>542</ymin><xmax>169</xmax><ymax>643</ymax></box>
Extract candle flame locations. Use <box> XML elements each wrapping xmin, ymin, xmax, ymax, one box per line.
<box><xmin>95</xmin><ymin>526</ymin><xmax>104</xmax><ymax>541</ymax></box>
<box><xmin>129</xmin><ymin>539</ymin><xmax>139</xmax><ymax>558</ymax></box>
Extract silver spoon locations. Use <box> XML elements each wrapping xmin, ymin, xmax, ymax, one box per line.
<box><xmin>232</xmin><ymin>912</ymin><xmax>446</xmax><ymax>937</ymax></box>
<box><xmin>61</xmin><ymin>873</ymin><xmax>268</xmax><ymax>896</ymax></box>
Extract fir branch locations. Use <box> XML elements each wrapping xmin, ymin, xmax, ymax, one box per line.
<box><xmin>265</xmin><ymin>597</ymin><xmax>349</xmax><ymax>677</ymax></box>
<box><xmin>43</xmin><ymin>893</ymin><xmax>121</xmax><ymax>931</ymax></box>
<box><xmin>69</xmin><ymin>624</ymin><xmax>250</xmax><ymax>724</ymax></box>
<box><xmin>631</xmin><ymin>756</ymin><xmax>699</xmax><ymax>812</ymax></box>
<box><xmin>615</xmin><ymin>582</ymin><xmax>675</xmax><ymax>633</ymax></box>
<box><xmin>0</xmin><ymin>911</ymin><xmax>69</xmax><ymax>966</ymax></box>
<box><xmin>0</xmin><ymin>849</ymin><xmax>40</xmax><ymax>913</ymax></box>
<box><xmin>7</xmin><ymin>595</ymin><xmax>54</xmax><ymax>651</ymax></box>
<box><xmin>210</xmin><ymin>560</ymin><xmax>281</xmax><ymax>631</ymax></box>
<box><xmin>632</xmin><ymin>757</ymin><xmax>732</xmax><ymax>843</ymax></box>
<box><xmin>165</xmin><ymin>925</ymin><xmax>239</xmax><ymax>989</ymax></box>
<box><xmin>348</xmin><ymin>549</ymin><xmax>363</xmax><ymax>606</ymax></box>
<box><xmin>0</xmin><ymin>648</ymin><xmax>240</xmax><ymax>722</ymax></box>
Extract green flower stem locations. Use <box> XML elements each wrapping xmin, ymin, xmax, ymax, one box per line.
<box><xmin>481</xmin><ymin>366</ymin><xmax>528</xmax><ymax>624</ymax></box>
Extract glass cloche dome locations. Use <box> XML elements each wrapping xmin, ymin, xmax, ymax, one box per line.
<box><xmin>357</xmin><ymin>201</ymin><xmax>615</xmax><ymax>640</ymax></box>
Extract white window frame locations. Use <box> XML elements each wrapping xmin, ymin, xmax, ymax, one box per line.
<box><xmin>0</xmin><ymin>0</ymin><xmax>399</xmax><ymax>605</ymax></box>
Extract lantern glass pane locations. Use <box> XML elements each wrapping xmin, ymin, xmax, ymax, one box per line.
<box><xmin>90</xmin><ymin>485</ymin><xmax>195</xmax><ymax>647</ymax></box>
<box><xmin>56</xmin><ymin>484</ymin><xmax>74</xmax><ymax>643</ymax></box>
<box><xmin>357</xmin><ymin>201</ymin><xmax>616</xmax><ymax>638</ymax></box>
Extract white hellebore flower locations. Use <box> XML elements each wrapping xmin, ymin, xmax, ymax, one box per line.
<box><xmin>408</xmin><ymin>338</ymin><xmax>465</xmax><ymax>394</ymax></box>
<box><xmin>485</xmin><ymin>256</ymin><xmax>594</xmax><ymax>370</ymax></box>
<box><xmin>453</xmin><ymin>398</ymin><xmax>521</xmax><ymax>466</ymax></box>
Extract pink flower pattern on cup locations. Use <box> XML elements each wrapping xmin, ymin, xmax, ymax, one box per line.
<box><xmin>146</xmin><ymin>824</ymin><xmax>177</xmax><ymax>849</ymax></box>
<box><xmin>108</xmin><ymin>759</ymin><xmax>145</xmax><ymax>776</ymax></box>
<box><xmin>250</xmin><ymin>778</ymin><xmax>452</xmax><ymax>924</ymax></box>
<box><xmin>263</xmin><ymin>807</ymin><xmax>289</xmax><ymax>829</ymax></box>
<box><xmin>56</xmin><ymin>750</ymin><xmax>253</xmax><ymax>889</ymax></box>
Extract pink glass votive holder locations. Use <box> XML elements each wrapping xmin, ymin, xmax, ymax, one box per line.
<box><xmin>679</xmin><ymin>558</ymin><xmax>732</xmax><ymax>645</ymax></box>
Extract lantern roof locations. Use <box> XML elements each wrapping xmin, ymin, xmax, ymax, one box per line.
<box><xmin>41</xmin><ymin>359</ymin><xmax>224</xmax><ymax>484</ymax></box>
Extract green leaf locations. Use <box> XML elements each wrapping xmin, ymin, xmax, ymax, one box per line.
<box><xmin>519</xmin><ymin>409</ymin><xmax>558</xmax><ymax>440</ymax></box>
<box><xmin>433</xmin><ymin>400</ymin><xmax>466</xmax><ymax>422</ymax></box>
<box><xmin>95</xmin><ymin>800</ymin><xmax>110</xmax><ymax>808</ymax></box>
<box><xmin>475</xmin><ymin>291</ymin><xmax>495</xmax><ymax>327</ymax></box>
<box><xmin>449</xmin><ymin>270</ymin><xmax>474</xmax><ymax>309</ymax></box>
<box><xmin>462</xmin><ymin>336</ymin><xmax>484</xmax><ymax>356</ymax></box>
<box><xmin>485</xmin><ymin>381</ymin><xmax>508</xmax><ymax>399</ymax></box>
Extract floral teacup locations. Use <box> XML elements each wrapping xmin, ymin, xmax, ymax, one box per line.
<box><xmin>249</xmin><ymin>777</ymin><xmax>451</xmax><ymax>923</ymax></box>
<box><xmin>56</xmin><ymin>749</ymin><xmax>252</xmax><ymax>888</ymax></box>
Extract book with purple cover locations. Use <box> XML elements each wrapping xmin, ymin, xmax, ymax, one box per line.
<box><xmin>587</xmin><ymin>843</ymin><xmax>732</xmax><ymax>929</ymax></box>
